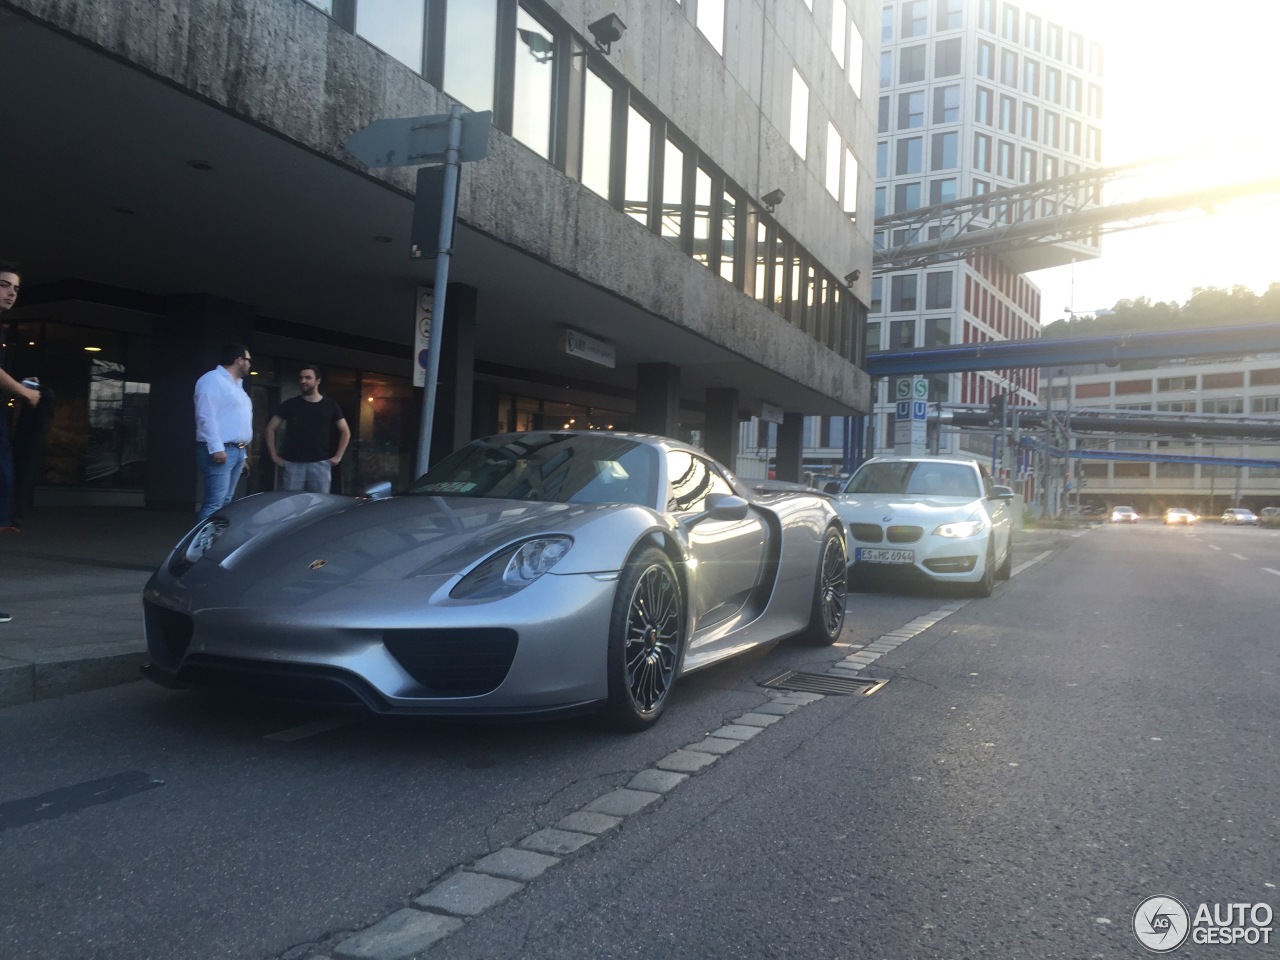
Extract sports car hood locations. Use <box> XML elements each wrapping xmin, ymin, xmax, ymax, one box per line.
<box><xmin>173</xmin><ymin>494</ymin><xmax>641</xmax><ymax>596</ymax></box>
<box><xmin>833</xmin><ymin>493</ymin><xmax>984</xmax><ymax>520</ymax></box>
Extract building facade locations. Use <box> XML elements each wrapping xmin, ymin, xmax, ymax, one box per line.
<box><xmin>778</xmin><ymin>0</ymin><xmax>1105</xmax><ymax>477</ymax></box>
<box><xmin>1</xmin><ymin>0</ymin><xmax>877</xmax><ymax>510</ymax></box>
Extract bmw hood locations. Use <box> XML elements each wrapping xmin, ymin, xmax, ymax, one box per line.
<box><xmin>834</xmin><ymin>493</ymin><xmax>984</xmax><ymax>520</ymax></box>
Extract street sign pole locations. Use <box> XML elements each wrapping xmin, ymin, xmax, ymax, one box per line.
<box><xmin>416</xmin><ymin>105</ymin><xmax>463</xmax><ymax>478</ymax></box>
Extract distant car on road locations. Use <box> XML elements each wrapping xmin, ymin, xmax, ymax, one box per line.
<box><xmin>828</xmin><ymin>455</ymin><xmax>1014</xmax><ymax>597</ymax></box>
<box><xmin>1110</xmin><ymin>506</ymin><xmax>1140</xmax><ymax>523</ymax></box>
<box><xmin>1221</xmin><ymin>507</ymin><xmax>1259</xmax><ymax>525</ymax></box>
<box><xmin>1163</xmin><ymin>507</ymin><xmax>1197</xmax><ymax>525</ymax></box>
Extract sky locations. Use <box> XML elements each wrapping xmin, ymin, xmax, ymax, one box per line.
<box><xmin>1021</xmin><ymin>0</ymin><xmax>1280</xmax><ymax>323</ymax></box>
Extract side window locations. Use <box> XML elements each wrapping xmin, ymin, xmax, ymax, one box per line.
<box><xmin>666</xmin><ymin>451</ymin><xmax>734</xmax><ymax>513</ymax></box>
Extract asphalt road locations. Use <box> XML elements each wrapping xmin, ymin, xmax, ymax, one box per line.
<box><xmin>2</xmin><ymin>524</ymin><xmax>1277</xmax><ymax>959</ymax></box>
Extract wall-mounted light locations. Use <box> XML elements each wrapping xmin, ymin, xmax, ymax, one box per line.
<box><xmin>519</xmin><ymin>28</ymin><xmax>554</xmax><ymax>62</ymax></box>
<box><xmin>587</xmin><ymin>14</ymin><xmax>626</xmax><ymax>54</ymax></box>
<box><xmin>761</xmin><ymin>188</ymin><xmax>785</xmax><ymax>213</ymax></box>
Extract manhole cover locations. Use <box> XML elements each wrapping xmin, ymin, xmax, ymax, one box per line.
<box><xmin>759</xmin><ymin>670</ymin><xmax>887</xmax><ymax>696</ymax></box>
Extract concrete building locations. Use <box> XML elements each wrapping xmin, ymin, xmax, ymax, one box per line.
<box><xmin>1039</xmin><ymin>354</ymin><xmax>1280</xmax><ymax>516</ymax></box>
<box><xmin>0</xmin><ymin>0</ymin><xmax>876</xmax><ymax>511</ymax></box>
<box><xmin>777</xmin><ymin>0</ymin><xmax>1105</xmax><ymax>477</ymax></box>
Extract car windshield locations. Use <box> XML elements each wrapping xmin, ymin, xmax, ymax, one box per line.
<box><xmin>404</xmin><ymin>433</ymin><xmax>659</xmax><ymax>506</ymax></box>
<box><xmin>846</xmin><ymin>461</ymin><xmax>981</xmax><ymax>498</ymax></box>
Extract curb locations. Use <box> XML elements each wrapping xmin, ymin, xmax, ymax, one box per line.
<box><xmin>0</xmin><ymin>649</ymin><xmax>147</xmax><ymax>709</ymax></box>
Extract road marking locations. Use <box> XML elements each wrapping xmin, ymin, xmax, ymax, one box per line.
<box><xmin>265</xmin><ymin>715</ymin><xmax>359</xmax><ymax>741</ymax></box>
<box><xmin>1231</xmin><ymin>553</ymin><xmax>1248</xmax><ymax>561</ymax></box>
<box><xmin>1264</xmin><ymin>568</ymin><xmax>1280</xmax><ymax>578</ymax></box>
<box><xmin>1012</xmin><ymin>550</ymin><xmax>1052</xmax><ymax>577</ymax></box>
<box><xmin>0</xmin><ymin>771</ymin><xmax>164</xmax><ymax>832</ymax></box>
<box><xmin>1209</xmin><ymin>544</ymin><xmax>1222</xmax><ymax>551</ymax></box>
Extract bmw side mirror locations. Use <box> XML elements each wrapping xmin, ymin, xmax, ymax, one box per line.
<box><xmin>992</xmin><ymin>484</ymin><xmax>1015</xmax><ymax>500</ymax></box>
<box><xmin>824</xmin><ymin>480</ymin><xmax>843</xmax><ymax>494</ymax></box>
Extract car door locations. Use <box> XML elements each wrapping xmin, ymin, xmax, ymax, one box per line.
<box><xmin>666</xmin><ymin>450</ymin><xmax>768</xmax><ymax>632</ymax></box>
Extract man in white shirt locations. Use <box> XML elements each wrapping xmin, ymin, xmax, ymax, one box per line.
<box><xmin>194</xmin><ymin>343</ymin><xmax>254</xmax><ymax>521</ymax></box>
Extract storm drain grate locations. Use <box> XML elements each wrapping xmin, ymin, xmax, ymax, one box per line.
<box><xmin>759</xmin><ymin>670</ymin><xmax>888</xmax><ymax>697</ymax></box>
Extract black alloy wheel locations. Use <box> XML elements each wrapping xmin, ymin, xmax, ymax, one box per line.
<box><xmin>602</xmin><ymin>547</ymin><xmax>684</xmax><ymax>731</ymax></box>
<box><xmin>794</xmin><ymin>527</ymin><xmax>848</xmax><ymax>645</ymax></box>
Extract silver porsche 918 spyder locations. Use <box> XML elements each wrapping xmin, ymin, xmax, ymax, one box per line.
<box><xmin>143</xmin><ymin>431</ymin><xmax>848</xmax><ymax>730</ymax></box>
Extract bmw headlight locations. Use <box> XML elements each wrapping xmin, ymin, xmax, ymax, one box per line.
<box><xmin>451</xmin><ymin>536</ymin><xmax>573</xmax><ymax>599</ymax></box>
<box><xmin>933</xmin><ymin>518</ymin><xmax>984</xmax><ymax>538</ymax></box>
<box><xmin>169</xmin><ymin>519</ymin><xmax>229</xmax><ymax>574</ymax></box>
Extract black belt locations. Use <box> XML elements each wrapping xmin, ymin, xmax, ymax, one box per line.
<box><xmin>225</xmin><ymin>441</ymin><xmax>249</xmax><ymax>449</ymax></box>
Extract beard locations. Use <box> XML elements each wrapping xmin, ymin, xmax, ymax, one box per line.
<box><xmin>300</xmin><ymin>383</ymin><xmax>318</xmax><ymax>396</ymax></box>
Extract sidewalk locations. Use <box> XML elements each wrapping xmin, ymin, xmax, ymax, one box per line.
<box><xmin>0</xmin><ymin>505</ymin><xmax>196</xmax><ymax>708</ymax></box>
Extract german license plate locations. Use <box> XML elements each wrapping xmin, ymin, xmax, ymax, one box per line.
<box><xmin>856</xmin><ymin>548</ymin><xmax>914</xmax><ymax>564</ymax></box>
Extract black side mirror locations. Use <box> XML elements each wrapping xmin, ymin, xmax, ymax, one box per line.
<box><xmin>824</xmin><ymin>481</ymin><xmax>843</xmax><ymax>494</ymax></box>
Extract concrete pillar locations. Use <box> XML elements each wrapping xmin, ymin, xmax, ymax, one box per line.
<box><xmin>633</xmin><ymin>362</ymin><xmax>680</xmax><ymax>438</ymax></box>
<box><xmin>144</xmin><ymin>295</ymin><xmax>254</xmax><ymax>511</ymax></box>
<box><xmin>427</xmin><ymin>283</ymin><xmax>477</xmax><ymax>467</ymax></box>
<box><xmin>704</xmin><ymin>387</ymin><xmax>741</xmax><ymax>469</ymax></box>
<box><xmin>776</xmin><ymin>412</ymin><xmax>806</xmax><ymax>483</ymax></box>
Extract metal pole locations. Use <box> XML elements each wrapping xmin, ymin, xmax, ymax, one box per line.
<box><xmin>415</xmin><ymin>105</ymin><xmax>464</xmax><ymax>478</ymax></box>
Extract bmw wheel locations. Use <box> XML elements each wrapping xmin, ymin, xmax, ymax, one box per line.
<box><xmin>793</xmin><ymin>527</ymin><xmax>848</xmax><ymax>645</ymax></box>
<box><xmin>970</xmin><ymin>543</ymin><xmax>995</xmax><ymax>597</ymax></box>
<box><xmin>602</xmin><ymin>547</ymin><xmax>685</xmax><ymax>731</ymax></box>
<box><xmin>995</xmin><ymin>536</ymin><xmax>1013</xmax><ymax>580</ymax></box>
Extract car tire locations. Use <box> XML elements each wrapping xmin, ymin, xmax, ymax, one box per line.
<box><xmin>792</xmin><ymin>526</ymin><xmax>848</xmax><ymax>646</ymax></box>
<box><xmin>601</xmin><ymin>547</ymin><xmax>685</xmax><ymax>732</ymax></box>
<box><xmin>995</xmin><ymin>536</ymin><xmax>1013</xmax><ymax>580</ymax></box>
<box><xmin>970</xmin><ymin>543</ymin><xmax>995</xmax><ymax>597</ymax></box>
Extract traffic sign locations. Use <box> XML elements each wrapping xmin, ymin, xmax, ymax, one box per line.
<box><xmin>345</xmin><ymin>111</ymin><xmax>492</xmax><ymax>168</ymax></box>
<box><xmin>913</xmin><ymin>400</ymin><xmax>927</xmax><ymax>420</ymax></box>
<box><xmin>896</xmin><ymin>401</ymin><xmax>911</xmax><ymax>419</ymax></box>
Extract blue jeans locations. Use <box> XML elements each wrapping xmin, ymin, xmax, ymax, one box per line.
<box><xmin>196</xmin><ymin>444</ymin><xmax>247</xmax><ymax>521</ymax></box>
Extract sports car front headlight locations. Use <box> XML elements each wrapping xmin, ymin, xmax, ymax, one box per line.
<box><xmin>169</xmin><ymin>519</ymin><xmax>229</xmax><ymax>574</ymax></box>
<box><xmin>933</xmin><ymin>518</ymin><xmax>984</xmax><ymax>538</ymax></box>
<box><xmin>451</xmin><ymin>536</ymin><xmax>573</xmax><ymax>600</ymax></box>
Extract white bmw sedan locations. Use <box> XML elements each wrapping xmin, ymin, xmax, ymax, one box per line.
<box><xmin>829</xmin><ymin>456</ymin><xmax>1015</xmax><ymax>597</ymax></box>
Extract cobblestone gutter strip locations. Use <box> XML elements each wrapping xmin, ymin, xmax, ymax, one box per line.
<box><xmin>305</xmin><ymin>602</ymin><xmax>971</xmax><ymax>960</ymax></box>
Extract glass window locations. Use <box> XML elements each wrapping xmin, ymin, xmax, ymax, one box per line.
<box><xmin>512</xmin><ymin>7</ymin><xmax>555</xmax><ymax>159</ymax></box>
<box><xmin>977</xmin><ymin>40</ymin><xmax>995</xmax><ymax>79</ymax></box>
<box><xmin>666</xmin><ymin>451</ymin><xmax>733</xmax><ymax>513</ymax></box>
<box><xmin>896</xmin><ymin>136</ymin><xmax>923</xmax><ymax>174</ymax></box>
<box><xmin>1001</xmin><ymin>3</ymin><xmax>1018</xmax><ymax>42</ymax></box>
<box><xmin>874</xmin><ymin>185</ymin><xmax>887</xmax><ymax>217</ymax></box>
<box><xmin>1022</xmin><ymin>58</ymin><xmax>1039</xmax><ymax>95</ymax></box>
<box><xmin>876</xmin><ymin>141</ymin><xmax>889</xmax><ymax>177</ymax></box>
<box><xmin>880</xmin><ymin>51</ymin><xmax>893</xmax><ymax>88</ymax></box>
<box><xmin>356</xmin><ymin>0</ymin><xmax>426</xmax><ymax>74</ymax></box>
<box><xmin>825</xmin><ymin>123</ymin><xmax>841</xmax><ymax>198</ymax></box>
<box><xmin>1065</xmin><ymin>118</ymin><xmax>1081</xmax><ymax>155</ymax></box>
<box><xmin>1066</xmin><ymin>74</ymin><xmax>1082</xmax><ymax>111</ymax></box>
<box><xmin>978</xmin><ymin>0</ymin><xmax>996</xmax><ymax>32</ymax></box>
<box><xmin>925</xmin><ymin>271</ymin><xmax>952</xmax><ymax>309</ymax></box>
<box><xmin>933</xmin><ymin>84</ymin><xmax>960</xmax><ymax>123</ymax></box>
<box><xmin>696</xmin><ymin>0</ymin><xmax>725</xmax><ymax>54</ymax></box>
<box><xmin>898</xmin><ymin>91</ymin><xmax>925</xmax><ymax>129</ymax></box>
<box><xmin>996</xmin><ymin>139</ymin><xmax>1013</xmax><ymax>177</ymax></box>
<box><xmin>662</xmin><ymin>139</ymin><xmax>685</xmax><ymax>246</ymax></box>
<box><xmin>847</xmin><ymin>20</ymin><xmax>864</xmax><ymax>96</ymax></box>
<box><xmin>889</xmin><ymin>319</ymin><xmax>915</xmax><ymax>348</ymax></box>
<box><xmin>303</xmin><ymin>0</ymin><xmax>333</xmax><ymax>13</ymax></box>
<box><xmin>719</xmin><ymin>191</ymin><xmax>737</xmax><ymax>283</ymax></box>
<box><xmin>1067</xmin><ymin>31</ymin><xmax>1083</xmax><ymax>67</ymax></box>
<box><xmin>753</xmin><ymin>222</ymin><xmax>768</xmax><ymax>301</ymax></box>
<box><xmin>790</xmin><ymin>69</ymin><xmax>809</xmax><ymax>157</ymax></box>
<box><xmin>1045</xmin><ymin>67</ymin><xmax>1060</xmax><ymax>103</ymax></box>
<box><xmin>935</xmin><ymin>37</ymin><xmax>961</xmax><ymax>76</ymax></box>
<box><xmin>974</xmin><ymin>133</ymin><xmax>991</xmax><ymax>172</ymax></box>
<box><xmin>831</xmin><ymin>0</ymin><xmax>847</xmax><ymax>67</ymax></box>
<box><xmin>902</xmin><ymin>0</ymin><xmax>928</xmax><ymax>37</ymax></box>
<box><xmin>1086</xmin><ymin>126</ymin><xmax>1101</xmax><ymax>161</ymax></box>
<box><xmin>924</xmin><ymin>316</ymin><xmax>951</xmax><ymax>347</ymax></box>
<box><xmin>881</xmin><ymin>5</ymin><xmax>893</xmax><ymax>42</ymax></box>
<box><xmin>1000</xmin><ymin>48</ymin><xmax>1018</xmax><ymax>86</ymax></box>
<box><xmin>1043</xmin><ymin>110</ymin><xmax>1059</xmax><ymax>147</ymax></box>
<box><xmin>443</xmin><ymin>0</ymin><xmax>497</xmax><ymax>111</ymax></box>
<box><xmin>1024</xmin><ymin>13</ymin><xmax>1040</xmax><ymax>50</ymax></box>
<box><xmin>931</xmin><ymin>131</ymin><xmax>958</xmax><ymax>169</ymax></box>
<box><xmin>975</xmin><ymin>85</ymin><xmax>993</xmax><ymax>125</ymax></box>
<box><xmin>929</xmin><ymin>177</ymin><xmax>956</xmax><ymax>204</ymax></box>
<box><xmin>693</xmin><ymin>166</ymin><xmax>712</xmax><ymax>266</ymax></box>
<box><xmin>1021</xmin><ymin>103</ymin><xmax>1038</xmax><ymax>139</ymax></box>
<box><xmin>890</xmin><ymin>276</ymin><xmax>918</xmax><ymax>312</ymax></box>
<box><xmin>878</xmin><ymin>96</ymin><xmax>890</xmax><ymax>133</ymax></box>
<box><xmin>899</xmin><ymin>44</ymin><xmax>927</xmax><ymax>83</ymax></box>
<box><xmin>936</xmin><ymin>0</ymin><xmax>963</xmax><ymax>30</ymax></box>
<box><xmin>581</xmin><ymin>68</ymin><xmax>613</xmax><ymax>199</ymax></box>
<box><xmin>999</xmin><ymin>94</ymin><xmax>1016</xmax><ymax>133</ymax></box>
<box><xmin>624</xmin><ymin>107</ymin><xmax>652</xmax><ymax>225</ymax></box>
<box><xmin>1088</xmin><ymin>84</ymin><xmax>1103</xmax><ymax>118</ymax></box>
<box><xmin>894</xmin><ymin>181</ymin><xmax>922</xmax><ymax>212</ymax></box>
<box><xmin>1046</xmin><ymin>24</ymin><xmax>1062</xmax><ymax>60</ymax></box>
<box><xmin>1019</xmin><ymin>147</ymin><xmax>1036</xmax><ymax>182</ymax></box>
<box><xmin>843</xmin><ymin>149</ymin><xmax>858</xmax><ymax>215</ymax></box>
<box><xmin>870</xmin><ymin>278</ymin><xmax>883</xmax><ymax>314</ymax></box>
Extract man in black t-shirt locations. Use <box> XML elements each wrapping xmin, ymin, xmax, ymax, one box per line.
<box><xmin>265</xmin><ymin>364</ymin><xmax>351</xmax><ymax>493</ymax></box>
